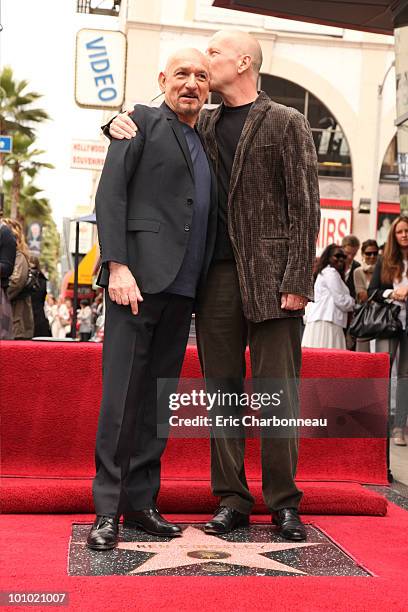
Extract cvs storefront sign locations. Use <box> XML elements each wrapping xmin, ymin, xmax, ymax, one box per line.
<box><xmin>316</xmin><ymin>200</ymin><xmax>352</xmax><ymax>255</ymax></box>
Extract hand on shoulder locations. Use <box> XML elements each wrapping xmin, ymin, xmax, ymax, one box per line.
<box><xmin>109</xmin><ymin>108</ymin><xmax>138</xmax><ymax>140</ymax></box>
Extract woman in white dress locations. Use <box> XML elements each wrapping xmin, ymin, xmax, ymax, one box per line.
<box><xmin>302</xmin><ymin>244</ymin><xmax>355</xmax><ymax>349</ymax></box>
<box><xmin>48</xmin><ymin>297</ymin><xmax>71</xmax><ymax>339</ymax></box>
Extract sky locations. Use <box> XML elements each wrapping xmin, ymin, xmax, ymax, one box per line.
<box><xmin>1</xmin><ymin>0</ymin><xmax>119</xmax><ymax>227</ymax></box>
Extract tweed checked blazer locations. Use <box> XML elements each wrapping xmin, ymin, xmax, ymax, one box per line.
<box><xmin>198</xmin><ymin>91</ymin><xmax>321</xmax><ymax>323</ymax></box>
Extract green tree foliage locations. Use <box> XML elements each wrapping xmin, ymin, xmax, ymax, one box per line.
<box><xmin>3</xmin><ymin>133</ymin><xmax>53</xmax><ymax>219</ymax></box>
<box><xmin>38</xmin><ymin>219</ymin><xmax>60</xmax><ymax>288</ymax></box>
<box><xmin>0</xmin><ymin>66</ymin><xmax>49</xmax><ymax>138</ymax></box>
<box><xmin>0</xmin><ymin>66</ymin><xmax>58</xmax><ymax>284</ymax></box>
<box><xmin>0</xmin><ymin>65</ymin><xmax>52</xmax><ymax>221</ymax></box>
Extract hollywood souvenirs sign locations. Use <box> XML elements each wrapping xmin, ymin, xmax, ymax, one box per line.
<box><xmin>71</xmin><ymin>140</ymin><xmax>108</xmax><ymax>171</ymax></box>
<box><xmin>75</xmin><ymin>29</ymin><xmax>126</xmax><ymax>109</ymax></box>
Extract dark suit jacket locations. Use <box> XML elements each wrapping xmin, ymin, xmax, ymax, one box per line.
<box><xmin>345</xmin><ymin>259</ymin><xmax>361</xmax><ymax>300</ymax></box>
<box><xmin>198</xmin><ymin>91</ymin><xmax>321</xmax><ymax>323</ymax></box>
<box><xmin>96</xmin><ymin>103</ymin><xmax>217</xmax><ymax>294</ymax></box>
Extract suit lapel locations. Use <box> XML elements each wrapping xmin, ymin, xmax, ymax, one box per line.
<box><xmin>229</xmin><ymin>92</ymin><xmax>271</xmax><ymax>200</ymax></box>
<box><xmin>161</xmin><ymin>103</ymin><xmax>194</xmax><ymax>181</ymax></box>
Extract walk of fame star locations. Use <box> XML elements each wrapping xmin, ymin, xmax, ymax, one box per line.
<box><xmin>69</xmin><ymin>523</ymin><xmax>372</xmax><ymax>577</ymax></box>
<box><xmin>117</xmin><ymin>527</ymin><xmax>320</xmax><ymax>574</ymax></box>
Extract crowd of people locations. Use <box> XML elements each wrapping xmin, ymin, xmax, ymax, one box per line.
<box><xmin>302</xmin><ymin>221</ymin><xmax>408</xmax><ymax>447</ymax></box>
<box><xmin>302</xmin><ymin>234</ymin><xmax>378</xmax><ymax>350</ymax></box>
<box><xmin>44</xmin><ymin>294</ymin><xmax>104</xmax><ymax>341</ymax></box>
<box><xmin>0</xmin><ymin>217</ymin><xmax>104</xmax><ymax>342</ymax></box>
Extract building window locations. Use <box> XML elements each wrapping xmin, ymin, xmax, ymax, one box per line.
<box><xmin>259</xmin><ymin>74</ymin><xmax>352</xmax><ymax>178</ymax></box>
<box><xmin>380</xmin><ymin>136</ymin><xmax>398</xmax><ymax>181</ymax></box>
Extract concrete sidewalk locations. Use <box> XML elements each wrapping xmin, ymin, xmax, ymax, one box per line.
<box><xmin>391</xmin><ymin>432</ymin><xmax>408</xmax><ymax>487</ymax></box>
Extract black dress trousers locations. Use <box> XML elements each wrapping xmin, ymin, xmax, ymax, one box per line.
<box><xmin>93</xmin><ymin>292</ymin><xmax>193</xmax><ymax>517</ymax></box>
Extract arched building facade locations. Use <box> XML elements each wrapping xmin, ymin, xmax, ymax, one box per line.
<box><xmin>113</xmin><ymin>0</ymin><xmax>398</xmax><ymax>253</ymax></box>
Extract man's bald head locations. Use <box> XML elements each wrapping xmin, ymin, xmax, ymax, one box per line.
<box><xmin>164</xmin><ymin>48</ymin><xmax>210</xmax><ymax>75</ymax></box>
<box><xmin>209</xmin><ymin>30</ymin><xmax>263</xmax><ymax>76</ymax></box>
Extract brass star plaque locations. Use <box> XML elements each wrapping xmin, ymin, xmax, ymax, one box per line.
<box><xmin>69</xmin><ymin>523</ymin><xmax>372</xmax><ymax>577</ymax></box>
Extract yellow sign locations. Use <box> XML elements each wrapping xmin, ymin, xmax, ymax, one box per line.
<box><xmin>68</xmin><ymin>244</ymin><xmax>99</xmax><ymax>285</ymax></box>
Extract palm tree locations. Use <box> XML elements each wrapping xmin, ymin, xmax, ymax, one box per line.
<box><xmin>3</xmin><ymin>133</ymin><xmax>53</xmax><ymax>219</ymax></box>
<box><xmin>0</xmin><ymin>66</ymin><xmax>50</xmax><ymax>216</ymax></box>
<box><xmin>0</xmin><ymin>67</ymin><xmax>58</xmax><ymax>283</ymax></box>
<box><xmin>3</xmin><ymin>179</ymin><xmax>52</xmax><ymax>221</ymax></box>
<box><xmin>0</xmin><ymin>66</ymin><xmax>49</xmax><ymax>137</ymax></box>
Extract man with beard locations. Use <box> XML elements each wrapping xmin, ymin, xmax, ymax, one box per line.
<box><xmin>88</xmin><ymin>48</ymin><xmax>217</xmax><ymax>551</ymax></box>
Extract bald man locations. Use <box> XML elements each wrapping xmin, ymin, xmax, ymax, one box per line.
<box><xmin>87</xmin><ymin>49</ymin><xmax>218</xmax><ymax>551</ymax></box>
<box><xmin>110</xmin><ymin>30</ymin><xmax>320</xmax><ymax>542</ymax></box>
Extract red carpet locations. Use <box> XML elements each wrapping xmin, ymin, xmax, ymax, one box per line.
<box><xmin>1</xmin><ymin>506</ymin><xmax>407</xmax><ymax>611</ymax></box>
<box><xmin>2</xmin><ymin>478</ymin><xmax>387</xmax><ymax>515</ymax></box>
<box><xmin>0</xmin><ymin>341</ymin><xmax>390</xmax><ymax>514</ymax></box>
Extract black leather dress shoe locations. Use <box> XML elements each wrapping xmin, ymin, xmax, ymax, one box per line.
<box><xmin>86</xmin><ymin>516</ymin><xmax>119</xmax><ymax>551</ymax></box>
<box><xmin>123</xmin><ymin>508</ymin><xmax>182</xmax><ymax>537</ymax></box>
<box><xmin>204</xmin><ymin>506</ymin><xmax>250</xmax><ymax>534</ymax></box>
<box><xmin>272</xmin><ymin>508</ymin><xmax>306</xmax><ymax>541</ymax></box>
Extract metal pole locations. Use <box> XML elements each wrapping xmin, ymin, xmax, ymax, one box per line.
<box><xmin>395</xmin><ymin>26</ymin><xmax>408</xmax><ymax>215</ymax></box>
<box><xmin>72</xmin><ymin>221</ymin><xmax>80</xmax><ymax>339</ymax></box>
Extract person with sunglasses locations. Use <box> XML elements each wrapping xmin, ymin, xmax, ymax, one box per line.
<box><xmin>353</xmin><ymin>240</ymin><xmax>379</xmax><ymax>352</ymax></box>
<box><xmin>369</xmin><ymin>215</ymin><xmax>408</xmax><ymax>446</ymax></box>
<box><xmin>302</xmin><ymin>244</ymin><xmax>355</xmax><ymax>349</ymax></box>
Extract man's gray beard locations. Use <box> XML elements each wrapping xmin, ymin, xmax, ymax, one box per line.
<box><xmin>177</xmin><ymin>103</ymin><xmax>200</xmax><ymax>116</ymax></box>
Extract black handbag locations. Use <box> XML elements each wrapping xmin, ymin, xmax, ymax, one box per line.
<box><xmin>349</xmin><ymin>290</ymin><xmax>403</xmax><ymax>340</ymax></box>
<box><xmin>16</xmin><ymin>267</ymin><xmax>41</xmax><ymax>300</ymax></box>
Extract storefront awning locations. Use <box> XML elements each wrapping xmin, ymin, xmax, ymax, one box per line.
<box><xmin>212</xmin><ymin>1</ymin><xmax>408</xmax><ymax>36</ymax></box>
<box><xmin>378</xmin><ymin>201</ymin><xmax>400</xmax><ymax>213</ymax></box>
